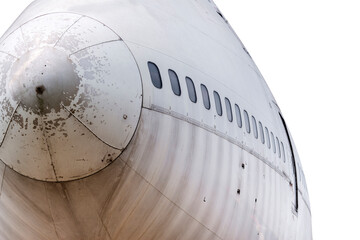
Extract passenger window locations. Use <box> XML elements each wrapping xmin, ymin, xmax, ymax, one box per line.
<box><xmin>265</xmin><ymin>127</ymin><xmax>270</xmax><ymax>149</ymax></box>
<box><xmin>185</xmin><ymin>77</ymin><xmax>197</xmax><ymax>103</ymax></box>
<box><xmin>148</xmin><ymin>62</ymin><xmax>162</xmax><ymax>89</ymax></box>
<box><xmin>225</xmin><ymin>98</ymin><xmax>233</xmax><ymax>122</ymax></box>
<box><xmin>276</xmin><ymin>137</ymin><xmax>281</xmax><ymax>158</ymax></box>
<box><xmin>252</xmin><ymin>116</ymin><xmax>258</xmax><ymax>139</ymax></box>
<box><xmin>201</xmin><ymin>84</ymin><xmax>210</xmax><ymax>110</ymax></box>
<box><xmin>213</xmin><ymin>91</ymin><xmax>222</xmax><ymax>116</ymax></box>
<box><xmin>281</xmin><ymin>142</ymin><xmax>286</xmax><ymax>163</ymax></box>
<box><xmin>168</xmin><ymin>69</ymin><xmax>181</xmax><ymax>96</ymax></box>
<box><xmin>235</xmin><ymin>104</ymin><xmax>242</xmax><ymax>128</ymax></box>
<box><xmin>244</xmin><ymin>110</ymin><xmax>250</xmax><ymax>133</ymax></box>
<box><xmin>271</xmin><ymin>132</ymin><xmax>276</xmax><ymax>154</ymax></box>
<box><xmin>259</xmin><ymin>121</ymin><xmax>265</xmax><ymax>144</ymax></box>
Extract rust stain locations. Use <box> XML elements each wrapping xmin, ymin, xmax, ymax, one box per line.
<box><xmin>12</xmin><ymin>112</ymin><xmax>24</xmax><ymax>129</ymax></box>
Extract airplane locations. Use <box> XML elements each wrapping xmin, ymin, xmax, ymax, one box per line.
<box><xmin>0</xmin><ymin>0</ymin><xmax>312</xmax><ymax>239</ymax></box>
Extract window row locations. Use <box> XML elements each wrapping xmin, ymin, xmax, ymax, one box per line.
<box><xmin>148</xmin><ymin>62</ymin><xmax>287</xmax><ymax>162</ymax></box>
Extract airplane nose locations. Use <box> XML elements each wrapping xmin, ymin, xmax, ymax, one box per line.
<box><xmin>0</xmin><ymin>13</ymin><xmax>142</xmax><ymax>182</ymax></box>
<box><xmin>9</xmin><ymin>47</ymin><xmax>80</xmax><ymax>114</ymax></box>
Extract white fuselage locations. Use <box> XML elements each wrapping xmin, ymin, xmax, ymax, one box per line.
<box><xmin>0</xmin><ymin>0</ymin><xmax>312</xmax><ymax>239</ymax></box>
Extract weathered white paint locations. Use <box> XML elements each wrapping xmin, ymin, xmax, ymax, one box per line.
<box><xmin>0</xmin><ymin>13</ymin><xmax>142</xmax><ymax>181</ymax></box>
<box><xmin>0</xmin><ymin>0</ymin><xmax>312</xmax><ymax>239</ymax></box>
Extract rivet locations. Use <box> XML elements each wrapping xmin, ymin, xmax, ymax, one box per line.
<box><xmin>123</xmin><ymin>114</ymin><xmax>128</xmax><ymax>120</ymax></box>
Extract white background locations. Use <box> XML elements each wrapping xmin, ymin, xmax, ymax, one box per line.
<box><xmin>214</xmin><ymin>1</ymin><xmax>360</xmax><ymax>240</ymax></box>
<box><xmin>1</xmin><ymin>1</ymin><xmax>359</xmax><ymax>239</ymax></box>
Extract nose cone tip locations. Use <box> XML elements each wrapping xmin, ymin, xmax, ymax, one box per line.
<box><xmin>9</xmin><ymin>47</ymin><xmax>80</xmax><ymax>114</ymax></box>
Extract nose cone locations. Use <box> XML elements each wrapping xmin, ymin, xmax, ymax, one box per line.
<box><xmin>9</xmin><ymin>47</ymin><xmax>80</xmax><ymax>114</ymax></box>
<box><xmin>0</xmin><ymin>13</ymin><xmax>142</xmax><ymax>182</ymax></box>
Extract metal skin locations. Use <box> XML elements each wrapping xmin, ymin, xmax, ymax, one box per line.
<box><xmin>0</xmin><ymin>0</ymin><xmax>312</xmax><ymax>239</ymax></box>
<box><xmin>0</xmin><ymin>13</ymin><xmax>142</xmax><ymax>181</ymax></box>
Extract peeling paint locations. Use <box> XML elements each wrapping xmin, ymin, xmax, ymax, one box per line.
<box><xmin>0</xmin><ymin>13</ymin><xmax>142</xmax><ymax>182</ymax></box>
